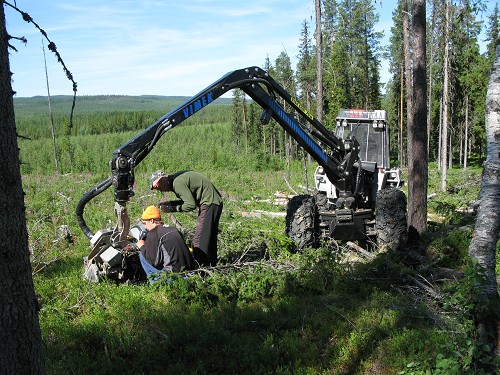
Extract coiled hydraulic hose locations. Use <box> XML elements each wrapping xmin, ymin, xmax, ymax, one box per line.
<box><xmin>76</xmin><ymin>177</ymin><xmax>112</xmax><ymax>240</ymax></box>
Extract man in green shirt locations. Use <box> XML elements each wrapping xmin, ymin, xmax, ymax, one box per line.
<box><xmin>149</xmin><ymin>170</ymin><xmax>223</xmax><ymax>267</ymax></box>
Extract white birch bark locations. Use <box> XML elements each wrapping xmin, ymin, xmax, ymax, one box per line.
<box><xmin>468</xmin><ymin>44</ymin><xmax>500</xmax><ymax>355</ymax></box>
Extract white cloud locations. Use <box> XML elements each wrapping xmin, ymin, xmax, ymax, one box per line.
<box><xmin>5</xmin><ymin>0</ymin><xmax>407</xmax><ymax>97</ymax></box>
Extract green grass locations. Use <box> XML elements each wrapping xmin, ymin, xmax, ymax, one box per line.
<box><xmin>20</xmin><ymin>118</ymin><xmax>498</xmax><ymax>374</ymax></box>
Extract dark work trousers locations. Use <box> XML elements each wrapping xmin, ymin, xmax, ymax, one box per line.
<box><xmin>193</xmin><ymin>203</ymin><xmax>223</xmax><ymax>267</ymax></box>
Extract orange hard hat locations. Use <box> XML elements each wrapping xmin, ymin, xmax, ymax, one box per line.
<box><xmin>141</xmin><ymin>205</ymin><xmax>161</xmax><ymax>220</ymax></box>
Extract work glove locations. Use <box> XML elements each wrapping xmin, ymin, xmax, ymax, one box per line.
<box><xmin>159</xmin><ymin>201</ymin><xmax>173</xmax><ymax>213</ymax></box>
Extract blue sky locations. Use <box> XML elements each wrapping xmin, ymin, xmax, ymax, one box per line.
<box><xmin>4</xmin><ymin>0</ymin><xmax>496</xmax><ymax>98</ymax></box>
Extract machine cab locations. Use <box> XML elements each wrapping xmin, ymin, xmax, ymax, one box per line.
<box><xmin>333</xmin><ymin>109</ymin><xmax>390</xmax><ymax>169</ymax></box>
<box><xmin>315</xmin><ymin>109</ymin><xmax>402</xmax><ymax>203</ymax></box>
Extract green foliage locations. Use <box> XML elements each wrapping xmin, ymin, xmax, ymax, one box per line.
<box><xmin>321</xmin><ymin>0</ymin><xmax>383</xmax><ymax>120</ymax></box>
<box><xmin>19</xmin><ymin>104</ymin><xmax>497</xmax><ymax>374</ymax></box>
<box><xmin>25</xmin><ymin>162</ymin><xmax>495</xmax><ymax>374</ymax></box>
<box><xmin>10</xmin><ymin>1</ymin><xmax>499</xmax><ymax>370</ymax></box>
<box><xmin>284</xmin><ymin>247</ymin><xmax>339</xmax><ymax>295</ymax></box>
<box><xmin>431</xmin><ymin>201</ymin><xmax>462</xmax><ymax>224</ymax></box>
<box><xmin>60</xmin><ymin>126</ymin><xmax>72</xmax><ymax>174</ymax></box>
<box><xmin>154</xmin><ymin>264</ymin><xmax>289</xmax><ymax>307</ymax></box>
<box><xmin>14</xmin><ymin>95</ymin><xmax>232</xmax><ymax>140</ymax></box>
<box><xmin>296</xmin><ymin>19</ymin><xmax>315</xmax><ymax>115</ymax></box>
<box><xmin>384</xmin><ymin>0</ymin><xmax>494</xmax><ymax>166</ymax></box>
<box><xmin>399</xmin><ymin>260</ymin><xmax>500</xmax><ymax>374</ymax></box>
<box><xmin>427</xmin><ymin>165</ymin><xmax>482</xmax><ymax>226</ymax></box>
<box><xmin>265</xmin><ymin>232</ymin><xmax>296</xmax><ymax>259</ymax></box>
<box><xmin>426</xmin><ymin>228</ymin><xmax>472</xmax><ymax>269</ymax></box>
<box><xmin>232</xmin><ymin>88</ymin><xmax>244</xmax><ymax>154</ymax></box>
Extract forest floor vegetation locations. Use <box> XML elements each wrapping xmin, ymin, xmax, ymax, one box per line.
<box><xmin>20</xmin><ymin>119</ymin><xmax>498</xmax><ymax>374</ymax></box>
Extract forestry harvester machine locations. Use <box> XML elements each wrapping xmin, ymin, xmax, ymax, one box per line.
<box><xmin>76</xmin><ymin>66</ymin><xmax>407</xmax><ymax>283</ymax></box>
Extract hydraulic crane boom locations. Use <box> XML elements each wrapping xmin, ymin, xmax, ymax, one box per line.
<box><xmin>76</xmin><ymin>66</ymin><xmax>360</xmax><ymax>244</ymax></box>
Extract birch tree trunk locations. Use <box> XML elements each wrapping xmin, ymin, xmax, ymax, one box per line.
<box><xmin>468</xmin><ymin>44</ymin><xmax>500</xmax><ymax>361</ymax></box>
<box><xmin>0</xmin><ymin>2</ymin><xmax>46</xmax><ymax>372</ymax></box>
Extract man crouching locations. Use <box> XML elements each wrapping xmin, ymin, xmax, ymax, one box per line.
<box><xmin>136</xmin><ymin>205</ymin><xmax>197</xmax><ymax>283</ymax></box>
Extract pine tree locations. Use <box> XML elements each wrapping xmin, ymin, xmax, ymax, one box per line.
<box><xmin>486</xmin><ymin>3</ymin><xmax>499</xmax><ymax>66</ymax></box>
<box><xmin>247</xmin><ymin>101</ymin><xmax>262</xmax><ymax>153</ymax></box>
<box><xmin>322</xmin><ymin>0</ymin><xmax>383</xmax><ymax>121</ymax></box>
<box><xmin>407</xmin><ymin>0</ymin><xmax>428</xmax><ymax>237</ymax></box>
<box><xmin>263</xmin><ymin>56</ymin><xmax>276</xmax><ymax>156</ymax></box>
<box><xmin>0</xmin><ymin>2</ymin><xmax>46</xmax><ymax>372</ymax></box>
<box><xmin>315</xmin><ymin>0</ymin><xmax>323</xmax><ymax>122</ymax></box>
<box><xmin>60</xmin><ymin>120</ymin><xmax>73</xmax><ymax>173</ymax></box>
<box><xmin>273</xmin><ymin>52</ymin><xmax>296</xmax><ymax>161</ymax></box>
<box><xmin>386</xmin><ymin>0</ymin><xmax>406</xmax><ymax>168</ymax></box>
<box><xmin>296</xmin><ymin>19</ymin><xmax>315</xmax><ymax>113</ymax></box>
<box><xmin>232</xmin><ymin>88</ymin><xmax>244</xmax><ymax>154</ymax></box>
<box><xmin>453</xmin><ymin>0</ymin><xmax>486</xmax><ymax>169</ymax></box>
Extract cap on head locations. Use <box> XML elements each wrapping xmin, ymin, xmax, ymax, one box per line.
<box><xmin>149</xmin><ymin>170</ymin><xmax>165</xmax><ymax>189</ymax></box>
<box><xmin>141</xmin><ymin>205</ymin><xmax>161</xmax><ymax>220</ymax></box>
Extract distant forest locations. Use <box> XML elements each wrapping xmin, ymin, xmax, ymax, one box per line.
<box><xmin>14</xmin><ymin>95</ymin><xmax>233</xmax><ymax>139</ymax></box>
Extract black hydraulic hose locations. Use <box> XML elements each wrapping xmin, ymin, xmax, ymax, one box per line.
<box><xmin>353</xmin><ymin>159</ymin><xmax>363</xmax><ymax>197</ymax></box>
<box><xmin>76</xmin><ymin>176</ymin><xmax>113</xmax><ymax>240</ymax></box>
<box><xmin>225</xmin><ymin>77</ymin><xmax>274</xmax><ymax>94</ymax></box>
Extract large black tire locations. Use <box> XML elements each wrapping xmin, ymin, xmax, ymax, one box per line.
<box><xmin>286</xmin><ymin>194</ymin><xmax>319</xmax><ymax>250</ymax></box>
<box><xmin>375</xmin><ymin>188</ymin><xmax>408</xmax><ymax>251</ymax></box>
<box><xmin>313</xmin><ymin>190</ymin><xmax>333</xmax><ymax>211</ymax></box>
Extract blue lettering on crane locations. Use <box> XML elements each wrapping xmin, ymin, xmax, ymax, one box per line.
<box><xmin>268</xmin><ymin>99</ymin><xmax>329</xmax><ymax>164</ymax></box>
<box><xmin>182</xmin><ymin>92</ymin><xmax>214</xmax><ymax>119</ymax></box>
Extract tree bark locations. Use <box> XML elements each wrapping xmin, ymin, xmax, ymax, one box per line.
<box><xmin>315</xmin><ymin>0</ymin><xmax>323</xmax><ymax>122</ymax></box>
<box><xmin>464</xmin><ymin>95</ymin><xmax>469</xmax><ymax>170</ymax></box>
<box><xmin>407</xmin><ymin>0</ymin><xmax>428</xmax><ymax>237</ymax></box>
<box><xmin>403</xmin><ymin>0</ymin><xmax>413</xmax><ymax>136</ymax></box>
<box><xmin>440</xmin><ymin>0</ymin><xmax>450</xmax><ymax>191</ymax></box>
<box><xmin>0</xmin><ymin>2</ymin><xmax>46</xmax><ymax>373</ymax></box>
<box><xmin>464</xmin><ymin>95</ymin><xmax>469</xmax><ymax>169</ymax></box>
<box><xmin>399</xmin><ymin>62</ymin><xmax>405</xmax><ymax>168</ymax></box>
<box><xmin>468</xmin><ymin>44</ymin><xmax>500</xmax><ymax>361</ymax></box>
<box><xmin>427</xmin><ymin>3</ymin><xmax>436</xmax><ymax>160</ymax></box>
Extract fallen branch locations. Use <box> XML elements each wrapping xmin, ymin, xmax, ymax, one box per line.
<box><xmin>405</xmin><ymin>274</ymin><xmax>442</xmax><ymax>300</ymax></box>
<box><xmin>323</xmin><ymin>303</ymin><xmax>356</xmax><ymax>328</ymax></box>
<box><xmin>56</xmin><ymin>191</ymin><xmax>70</xmax><ymax>201</ymax></box>
<box><xmin>240</xmin><ymin>210</ymin><xmax>286</xmax><ymax>218</ymax></box>
<box><xmin>283</xmin><ymin>173</ymin><xmax>298</xmax><ymax>195</ymax></box>
<box><xmin>346</xmin><ymin>241</ymin><xmax>375</xmax><ymax>259</ymax></box>
<box><xmin>298</xmin><ymin>185</ymin><xmax>315</xmax><ymax>193</ymax></box>
<box><xmin>32</xmin><ymin>257</ymin><xmax>60</xmax><ymax>275</ymax></box>
<box><xmin>167</xmin><ymin>213</ymin><xmax>185</xmax><ymax>232</ymax></box>
<box><xmin>182</xmin><ymin>258</ymin><xmax>299</xmax><ymax>278</ymax></box>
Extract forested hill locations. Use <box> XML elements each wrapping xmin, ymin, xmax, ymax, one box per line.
<box><xmin>13</xmin><ymin>95</ymin><xmax>233</xmax><ymax>115</ymax></box>
<box><xmin>14</xmin><ymin>95</ymin><xmax>233</xmax><ymax>139</ymax></box>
